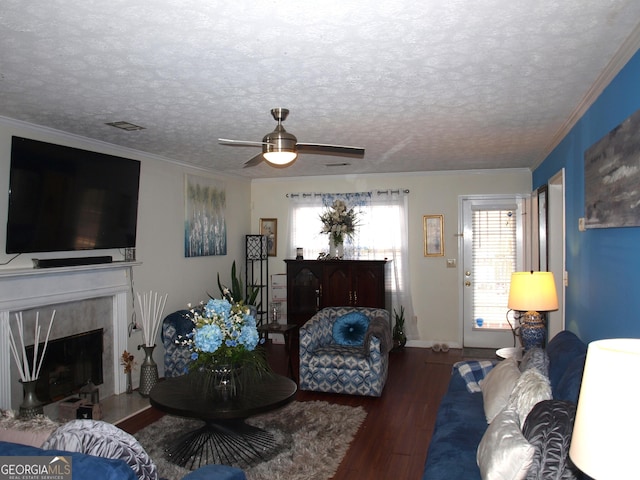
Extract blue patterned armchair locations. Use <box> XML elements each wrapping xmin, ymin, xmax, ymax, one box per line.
<box><xmin>299</xmin><ymin>306</ymin><xmax>392</xmax><ymax>397</ymax></box>
<box><xmin>161</xmin><ymin>310</ymin><xmax>193</xmax><ymax>377</ymax></box>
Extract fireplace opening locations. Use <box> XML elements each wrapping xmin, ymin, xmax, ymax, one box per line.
<box><xmin>26</xmin><ymin>329</ymin><xmax>104</xmax><ymax>405</ymax></box>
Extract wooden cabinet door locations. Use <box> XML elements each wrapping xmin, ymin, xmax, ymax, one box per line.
<box><xmin>352</xmin><ymin>262</ymin><xmax>385</xmax><ymax>307</ymax></box>
<box><xmin>286</xmin><ymin>261</ymin><xmax>322</xmax><ymax>326</ymax></box>
<box><xmin>286</xmin><ymin>259</ymin><xmax>388</xmax><ymax>324</ymax></box>
<box><xmin>321</xmin><ymin>263</ymin><xmax>352</xmax><ymax>307</ymax></box>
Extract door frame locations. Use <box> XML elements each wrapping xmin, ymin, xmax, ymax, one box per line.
<box><xmin>546</xmin><ymin>170</ymin><xmax>566</xmax><ymax>339</ymax></box>
<box><xmin>530</xmin><ymin>170</ymin><xmax>566</xmax><ymax>340</ymax></box>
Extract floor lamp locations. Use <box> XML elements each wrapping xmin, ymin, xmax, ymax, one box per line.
<box><xmin>507</xmin><ymin>271</ymin><xmax>558</xmax><ymax>350</ymax></box>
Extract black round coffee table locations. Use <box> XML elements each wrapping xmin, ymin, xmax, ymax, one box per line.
<box><xmin>149</xmin><ymin>372</ymin><xmax>297</xmax><ymax>470</ymax></box>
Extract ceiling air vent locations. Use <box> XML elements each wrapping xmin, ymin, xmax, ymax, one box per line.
<box><xmin>325</xmin><ymin>162</ymin><xmax>351</xmax><ymax>167</ymax></box>
<box><xmin>105</xmin><ymin>121</ymin><xmax>145</xmax><ymax>131</ymax></box>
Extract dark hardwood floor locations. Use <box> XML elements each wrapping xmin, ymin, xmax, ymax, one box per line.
<box><xmin>118</xmin><ymin>342</ymin><xmax>490</xmax><ymax>480</ymax></box>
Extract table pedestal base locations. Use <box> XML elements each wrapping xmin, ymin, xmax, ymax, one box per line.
<box><xmin>166</xmin><ymin>419</ymin><xmax>276</xmax><ymax>470</ymax></box>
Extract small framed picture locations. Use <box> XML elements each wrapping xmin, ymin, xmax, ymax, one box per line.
<box><xmin>423</xmin><ymin>215</ymin><xmax>444</xmax><ymax>257</ymax></box>
<box><xmin>260</xmin><ymin>218</ymin><xmax>277</xmax><ymax>257</ymax></box>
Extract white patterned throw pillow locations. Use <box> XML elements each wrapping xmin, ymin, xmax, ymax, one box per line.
<box><xmin>508</xmin><ymin>368</ymin><xmax>552</xmax><ymax>428</ymax></box>
<box><xmin>480</xmin><ymin>357</ymin><xmax>521</xmax><ymax>423</ymax></box>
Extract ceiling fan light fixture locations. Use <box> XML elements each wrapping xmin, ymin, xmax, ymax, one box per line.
<box><xmin>263</xmin><ymin>150</ymin><xmax>298</xmax><ymax>165</ymax></box>
<box><xmin>262</xmin><ymin>123</ymin><xmax>298</xmax><ymax>166</ymax></box>
<box><xmin>222</xmin><ymin>108</ymin><xmax>365</xmax><ymax>168</ymax></box>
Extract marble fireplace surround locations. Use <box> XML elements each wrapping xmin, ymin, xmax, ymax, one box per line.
<box><xmin>0</xmin><ymin>263</ymin><xmax>132</xmax><ymax>410</ymax></box>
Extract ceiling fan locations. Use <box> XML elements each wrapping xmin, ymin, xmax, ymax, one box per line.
<box><xmin>219</xmin><ymin>108</ymin><xmax>365</xmax><ymax>168</ymax></box>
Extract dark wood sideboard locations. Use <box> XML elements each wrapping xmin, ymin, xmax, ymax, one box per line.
<box><xmin>284</xmin><ymin>259</ymin><xmax>389</xmax><ymax>327</ymax></box>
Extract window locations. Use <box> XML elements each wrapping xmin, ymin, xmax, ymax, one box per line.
<box><xmin>471</xmin><ymin>208</ymin><xmax>517</xmax><ymax>330</ymax></box>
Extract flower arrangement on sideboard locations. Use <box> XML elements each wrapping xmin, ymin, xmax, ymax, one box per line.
<box><xmin>319</xmin><ymin>199</ymin><xmax>360</xmax><ymax>245</ymax></box>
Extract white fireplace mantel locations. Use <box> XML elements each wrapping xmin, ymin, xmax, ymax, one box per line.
<box><xmin>0</xmin><ymin>262</ymin><xmax>136</xmax><ymax>409</ymax></box>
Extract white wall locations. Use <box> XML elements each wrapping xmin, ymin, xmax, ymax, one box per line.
<box><xmin>0</xmin><ymin>117</ymin><xmax>252</xmax><ymax>380</ymax></box>
<box><xmin>250</xmin><ymin>170</ymin><xmax>531</xmax><ymax>347</ymax></box>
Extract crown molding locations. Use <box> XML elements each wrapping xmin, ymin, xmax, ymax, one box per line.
<box><xmin>536</xmin><ymin>23</ymin><xmax>640</xmax><ymax>169</ymax></box>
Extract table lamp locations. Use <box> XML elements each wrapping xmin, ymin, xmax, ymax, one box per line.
<box><xmin>507</xmin><ymin>271</ymin><xmax>558</xmax><ymax>350</ymax></box>
<box><xmin>570</xmin><ymin>339</ymin><xmax>640</xmax><ymax>479</ymax></box>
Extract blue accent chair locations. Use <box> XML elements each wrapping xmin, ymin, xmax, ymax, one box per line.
<box><xmin>299</xmin><ymin>306</ymin><xmax>391</xmax><ymax>397</ymax></box>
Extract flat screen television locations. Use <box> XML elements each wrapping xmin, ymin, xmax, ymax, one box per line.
<box><xmin>6</xmin><ymin>136</ymin><xmax>141</xmax><ymax>254</ymax></box>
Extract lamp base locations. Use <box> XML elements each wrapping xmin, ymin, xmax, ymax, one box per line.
<box><xmin>520</xmin><ymin>311</ymin><xmax>546</xmax><ymax>351</ymax></box>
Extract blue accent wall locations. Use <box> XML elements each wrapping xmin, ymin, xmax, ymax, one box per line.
<box><xmin>533</xmin><ymin>49</ymin><xmax>640</xmax><ymax>343</ymax></box>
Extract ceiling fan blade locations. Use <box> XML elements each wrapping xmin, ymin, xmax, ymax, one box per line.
<box><xmin>243</xmin><ymin>153</ymin><xmax>265</xmax><ymax>168</ymax></box>
<box><xmin>219</xmin><ymin>138</ymin><xmax>271</xmax><ymax>147</ymax></box>
<box><xmin>297</xmin><ymin>143</ymin><xmax>365</xmax><ymax>158</ymax></box>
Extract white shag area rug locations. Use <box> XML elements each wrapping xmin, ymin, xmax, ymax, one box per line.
<box><xmin>135</xmin><ymin>400</ymin><xmax>367</xmax><ymax>480</ymax></box>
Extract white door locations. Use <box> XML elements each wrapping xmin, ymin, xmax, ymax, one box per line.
<box><xmin>461</xmin><ymin>195</ymin><xmax>527</xmax><ymax>348</ymax></box>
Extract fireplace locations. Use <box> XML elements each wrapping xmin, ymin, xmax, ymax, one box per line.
<box><xmin>27</xmin><ymin>329</ymin><xmax>104</xmax><ymax>405</ymax></box>
<box><xmin>0</xmin><ymin>264</ymin><xmax>132</xmax><ymax>410</ymax></box>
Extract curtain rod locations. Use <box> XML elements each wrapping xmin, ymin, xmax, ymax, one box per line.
<box><xmin>286</xmin><ymin>189</ymin><xmax>410</xmax><ymax>198</ymax></box>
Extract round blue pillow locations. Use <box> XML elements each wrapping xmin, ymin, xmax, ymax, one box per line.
<box><xmin>332</xmin><ymin>312</ymin><xmax>370</xmax><ymax>346</ymax></box>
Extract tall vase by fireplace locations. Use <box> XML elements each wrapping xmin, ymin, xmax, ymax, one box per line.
<box><xmin>138</xmin><ymin>344</ymin><xmax>158</xmax><ymax>397</ymax></box>
<box><xmin>19</xmin><ymin>379</ymin><xmax>43</xmax><ymax>418</ymax></box>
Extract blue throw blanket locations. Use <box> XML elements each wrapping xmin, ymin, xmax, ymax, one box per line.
<box><xmin>453</xmin><ymin>360</ymin><xmax>497</xmax><ymax>393</ymax></box>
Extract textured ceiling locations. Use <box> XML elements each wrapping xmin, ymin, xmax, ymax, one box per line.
<box><xmin>1</xmin><ymin>1</ymin><xmax>640</xmax><ymax>179</ymax></box>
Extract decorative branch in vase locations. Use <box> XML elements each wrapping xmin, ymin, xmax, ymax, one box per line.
<box><xmin>136</xmin><ymin>290</ymin><xmax>168</xmax><ymax>347</ymax></box>
<box><xmin>135</xmin><ymin>290</ymin><xmax>168</xmax><ymax>397</ymax></box>
<box><xmin>8</xmin><ymin>311</ymin><xmax>56</xmax><ymax>382</ymax></box>
<box><xmin>8</xmin><ymin>310</ymin><xmax>56</xmax><ymax>417</ymax></box>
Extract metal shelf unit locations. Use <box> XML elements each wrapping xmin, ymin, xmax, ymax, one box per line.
<box><xmin>245</xmin><ymin>235</ymin><xmax>268</xmax><ymax>325</ymax></box>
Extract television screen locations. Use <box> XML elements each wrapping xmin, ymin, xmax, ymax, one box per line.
<box><xmin>6</xmin><ymin>136</ymin><xmax>141</xmax><ymax>254</ymax></box>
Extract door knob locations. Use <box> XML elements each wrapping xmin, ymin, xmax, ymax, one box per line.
<box><xmin>465</xmin><ymin>280</ymin><xmax>471</xmax><ymax>287</ymax></box>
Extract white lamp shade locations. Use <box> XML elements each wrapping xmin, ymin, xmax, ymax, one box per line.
<box><xmin>569</xmin><ymin>338</ymin><xmax>640</xmax><ymax>479</ymax></box>
<box><xmin>507</xmin><ymin>271</ymin><xmax>558</xmax><ymax>312</ymax></box>
<box><xmin>263</xmin><ymin>150</ymin><xmax>297</xmax><ymax>165</ymax></box>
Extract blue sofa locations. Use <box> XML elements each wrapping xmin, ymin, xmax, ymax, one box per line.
<box><xmin>422</xmin><ymin>331</ymin><xmax>588</xmax><ymax>480</ymax></box>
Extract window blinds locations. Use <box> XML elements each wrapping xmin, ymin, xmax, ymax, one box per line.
<box><xmin>471</xmin><ymin>208</ymin><xmax>517</xmax><ymax>329</ymax></box>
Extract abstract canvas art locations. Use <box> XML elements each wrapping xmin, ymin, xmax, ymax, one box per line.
<box><xmin>585</xmin><ymin>107</ymin><xmax>640</xmax><ymax>229</ymax></box>
<box><xmin>184</xmin><ymin>174</ymin><xmax>227</xmax><ymax>257</ymax></box>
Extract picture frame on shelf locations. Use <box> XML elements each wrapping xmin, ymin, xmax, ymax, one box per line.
<box><xmin>260</xmin><ymin>218</ymin><xmax>277</xmax><ymax>257</ymax></box>
<box><xmin>423</xmin><ymin>214</ymin><xmax>444</xmax><ymax>257</ymax></box>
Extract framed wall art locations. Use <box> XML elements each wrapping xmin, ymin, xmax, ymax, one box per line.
<box><xmin>423</xmin><ymin>214</ymin><xmax>444</xmax><ymax>257</ymax></box>
<box><xmin>584</xmin><ymin>106</ymin><xmax>640</xmax><ymax>228</ymax></box>
<box><xmin>184</xmin><ymin>174</ymin><xmax>227</xmax><ymax>257</ymax></box>
<box><xmin>260</xmin><ymin>218</ymin><xmax>277</xmax><ymax>257</ymax></box>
